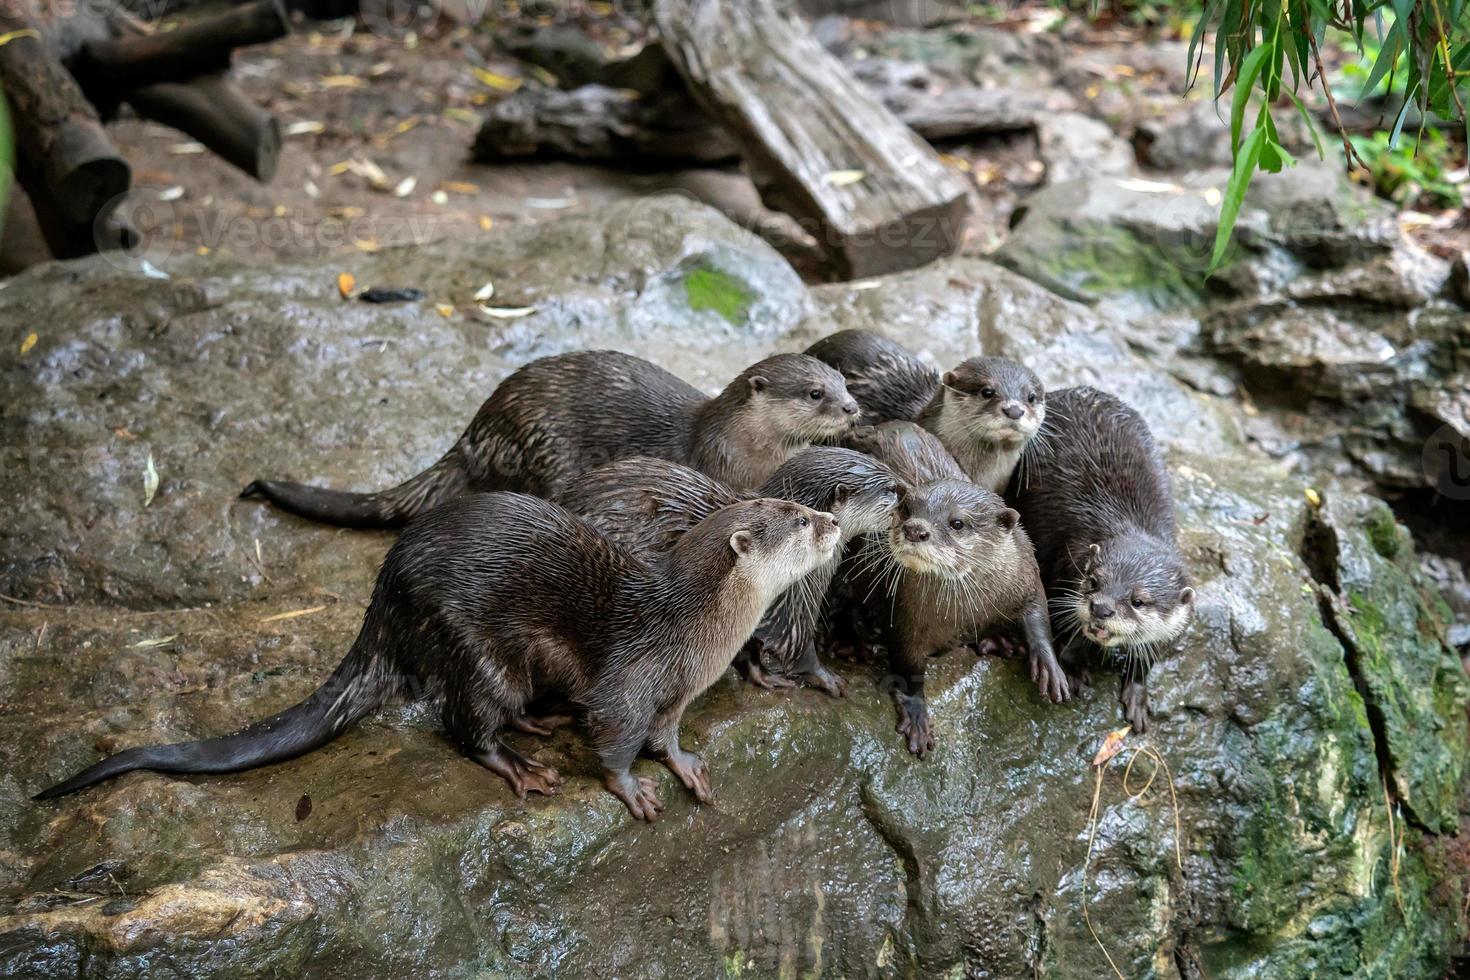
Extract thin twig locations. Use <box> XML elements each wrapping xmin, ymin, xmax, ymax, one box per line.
<box><xmin>1305</xmin><ymin>22</ymin><xmax>1367</xmax><ymax>170</ymax></box>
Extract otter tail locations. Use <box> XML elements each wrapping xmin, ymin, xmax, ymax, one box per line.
<box><xmin>34</xmin><ymin>611</ymin><xmax>402</xmax><ymax>800</ymax></box>
<box><xmin>240</xmin><ymin>443</ymin><xmax>469</xmax><ymax>529</ymax></box>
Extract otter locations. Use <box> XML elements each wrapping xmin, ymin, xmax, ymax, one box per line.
<box><xmin>241</xmin><ymin>350</ymin><xmax>860</xmax><ymax>529</ymax></box>
<box><xmin>805</xmin><ymin>330</ymin><xmax>1045</xmax><ymax>492</ymax></box>
<box><xmin>842</xmin><ymin>422</ymin><xmax>1069</xmax><ymax>757</ymax></box>
<box><xmin>1004</xmin><ymin>386</ymin><xmax>1194</xmax><ymax>733</ymax></box>
<box><xmin>35</xmin><ymin>493</ymin><xmax>841</xmax><ymax>821</ymax></box>
<box><xmin>557</xmin><ymin>447</ymin><xmax>902</xmax><ymax>698</ymax></box>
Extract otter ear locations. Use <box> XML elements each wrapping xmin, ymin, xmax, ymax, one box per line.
<box><xmin>729</xmin><ymin>530</ymin><xmax>754</xmax><ymax>556</ymax></box>
<box><xmin>997</xmin><ymin>508</ymin><xmax>1019</xmax><ymax>531</ymax></box>
<box><xmin>1179</xmin><ymin>586</ymin><xmax>1196</xmax><ymax>605</ymax></box>
<box><xmin>832</xmin><ymin>483</ymin><xmax>851</xmax><ymax>506</ymax></box>
<box><xmin>748</xmin><ymin>376</ymin><xmax>768</xmax><ymax>394</ymax></box>
<box><xmin>1083</xmin><ymin>542</ymin><xmax>1102</xmax><ymax>571</ymax></box>
<box><xmin>942</xmin><ymin>370</ymin><xmax>958</xmax><ymax>387</ymax></box>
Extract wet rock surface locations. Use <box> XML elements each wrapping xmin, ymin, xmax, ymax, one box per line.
<box><xmin>1</xmin><ymin>196</ymin><xmax>1466</xmax><ymax>978</ymax></box>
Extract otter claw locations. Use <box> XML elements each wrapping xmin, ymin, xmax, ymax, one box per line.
<box><xmin>606</xmin><ymin>771</ymin><xmax>664</xmax><ymax>822</ymax></box>
<box><xmin>800</xmin><ymin>664</ymin><xmax>849</xmax><ymax>699</ymax></box>
<box><xmin>659</xmin><ymin>750</ymin><xmax>713</xmax><ymax>803</ymax></box>
<box><xmin>894</xmin><ymin>695</ymin><xmax>935</xmax><ymax>758</ymax></box>
<box><xmin>742</xmin><ymin>658</ymin><xmax>798</xmax><ymax>691</ymax></box>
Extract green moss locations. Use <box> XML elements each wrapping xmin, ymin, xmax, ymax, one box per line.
<box><xmin>1006</xmin><ymin>223</ymin><xmax>1210</xmax><ymax>311</ymax></box>
<box><xmin>684</xmin><ymin>267</ymin><xmax>753</xmax><ymax>324</ymax></box>
<box><xmin>1361</xmin><ymin>504</ymin><xmax>1402</xmax><ymax>561</ymax></box>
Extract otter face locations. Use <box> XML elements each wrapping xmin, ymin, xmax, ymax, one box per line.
<box><xmin>885</xmin><ymin>480</ymin><xmax>1018</xmax><ymax>579</ymax></box>
<box><xmin>745</xmin><ymin>354</ymin><xmax>860</xmax><ymax>441</ymax></box>
<box><xmin>729</xmin><ymin>499</ymin><xmax>842</xmax><ymax>596</ymax></box>
<box><xmin>831</xmin><ymin>477</ymin><xmax>903</xmax><ymax>541</ymax></box>
<box><xmin>938</xmin><ymin>357</ymin><xmax>1045</xmax><ymax>448</ymax></box>
<box><xmin>1069</xmin><ymin>539</ymin><xmax>1195</xmax><ymax>651</ymax></box>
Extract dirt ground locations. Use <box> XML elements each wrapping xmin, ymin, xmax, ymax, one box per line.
<box><xmin>3</xmin><ymin>5</ymin><xmax>1463</xmax><ymax>278</ymax></box>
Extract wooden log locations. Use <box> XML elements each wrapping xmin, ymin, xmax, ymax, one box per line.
<box><xmin>127</xmin><ymin>73</ymin><xmax>282</xmax><ymax>181</ymax></box>
<box><xmin>474</xmin><ymin>84</ymin><xmax>737</xmax><ymax>165</ymax></box>
<box><xmin>654</xmin><ymin>0</ymin><xmax>971</xmax><ymax>277</ymax></box>
<box><xmin>0</xmin><ymin>15</ymin><xmax>131</xmax><ymax>258</ymax></box>
<box><xmin>473</xmin><ymin>53</ymin><xmax>1073</xmax><ymax>167</ymax></box>
<box><xmin>72</xmin><ymin>0</ymin><xmax>289</xmax><ymax>95</ymax></box>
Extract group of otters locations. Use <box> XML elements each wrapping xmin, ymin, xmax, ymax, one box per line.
<box><xmin>36</xmin><ymin>330</ymin><xmax>1195</xmax><ymax>822</ymax></box>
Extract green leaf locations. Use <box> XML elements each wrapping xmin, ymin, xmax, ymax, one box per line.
<box><xmin>1232</xmin><ymin>44</ymin><xmax>1273</xmax><ymax>156</ymax></box>
<box><xmin>1210</xmin><ymin>126</ymin><xmax>1268</xmax><ymax>274</ymax></box>
<box><xmin>1286</xmin><ymin>90</ymin><xmax>1327</xmax><ymax>159</ymax></box>
<box><xmin>1388</xmin><ymin>80</ymin><xmax>1419</xmax><ymax>149</ymax></box>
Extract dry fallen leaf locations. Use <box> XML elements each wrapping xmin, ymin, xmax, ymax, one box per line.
<box><xmin>114</xmin><ymin>427</ymin><xmax>137</xmax><ymax>440</ymax></box>
<box><xmin>1091</xmin><ymin>727</ymin><xmax>1132</xmax><ymax>768</ymax></box>
<box><xmin>170</xmin><ymin>142</ymin><xmax>206</xmax><ymax>155</ymax></box>
<box><xmin>258</xmin><ymin>604</ymin><xmax>328</xmax><ymax>625</ymax></box>
<box><xmin>337</xmin><ymin>272</ymin><xmax>356</xmax><ymax>298</ymax></box>
<box><xmin>1305</xmin><ymin>487</ymin><xmax>1323</xmax><ymax>509</ymax></box>
<box><xmin>435</xmin><ymin>303</ymin><xmax>455</xmax><ymax>318</ymax></box>
<box><xmin>285</xmin><ymin>120</ymin><xmax>326</xmax><ymax>136</ymax></box>
<box><xmin>473</xmin><ymin>282</ymin><xmax>495</xmax><ymax>302</ymax></box>
<box><xmin>823</xmin><ymin>169</ymin><xmax>866</xmax><ymax>187</ymax></box>
<box><xmin>131</xmin><ymin>635</ymin><xmax>177</xmax><ymax>648</ymax></box>
<box><xmin>393</xmin><ymin>175</ymin><xmax>417</xmax><ymax>198</ymax></box>
<box><xmin>0</xmin><ymin>28</ymin><xmax>41</xmax><ymax>46</ymax></box>
<box><xmin>472</xmin><ymin>67</ymin><xmax>522</xmax><ymax>92</ymax></box>
<box><xmin>441</xmin><ymin>181</ymin><xmax>479</xmax><ymax>194</ymax></box>
<box><xmin>478</xmin><ymin>305</ymin><xmax>537</xmax><ymax>319</ymax></box>
<box><xmin>430</xmin><ymin>190</ymin><xmax>449</xmax><ymax>206</ymax></box>
<box><xmin>320</xmin><ymin>74</ymin><xmax>365</xmax><ymax>89</ymax></box>
<box><xmin>143</xmin><ymin>452</ymin><xmax>159</xmax><ymax>507</ymax></box>
<box><xmin>478</xmin><ymin>215</ymin><xmax>494</xmax><ymax>232</ymax></box>
<box><xmin>19</xmin><ymin>332</ymin><xmax>37</xmax><ymax>355</ymax></box>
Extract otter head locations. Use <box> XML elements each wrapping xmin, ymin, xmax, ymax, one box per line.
<box><xmin>938</xmin><ymin>357</ymin><xmax>1045</xmax><ymax>449</ymax></box>
<box><xmin>846</xmin><ymin>421</ymin><xmax>964</xmax><ymax>487</ymax></box>
<box><xmin>1069</xmin><ymin>538</ymin><xmax>1194</xmax><ymax>651</ymax></box>
<box><xmin>736</xmin><ymin>353</ymin><xmax>860</xmax><ymax>442</ymax></box>
<box><xmin>710</xmin><ymin>498</ymin><xmax>843</xmax><ymax>601</ymax></box>
<box><xmin>886</xmin><ymin>479</ymin><xmax>1019</xmax><ymax>579</ymax></box>
<box><xmin>764</xmin><ymin>446</ymin><xmax>903</xmax><ymax>543</ymax></box>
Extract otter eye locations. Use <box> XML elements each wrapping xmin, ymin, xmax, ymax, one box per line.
<box><xmin>949</xmin><ymin>518</ymin><xmax>965</xmax><ymax>531</ymax></box>
<box><xmin>797</xmin><ymin>516</ymin><xmax>809</xmax><ymax>527</ymax></box>
<box><xmin>808</xmin><ymin>388</ymin><xmax>824</xmax><ymax>401</ymax></box>
<box><xmin>1131</xmin><ymin>595</ymin><xmax>1149</xmax><ymax>609</ymax></box>
<box><xmin>980</xmin><ymin>386</ymin><xmax>995</xmax><ymax>399</ymax></box>
<box><xmin>1087</xmin><ymin>576</ymin><xmax>1099</xmax><ymax>591</ymax></box>
<box><xmin>1027</xmin><ymin>393</ymin><xmax>1037</xmax><ymax>404</ymax></box>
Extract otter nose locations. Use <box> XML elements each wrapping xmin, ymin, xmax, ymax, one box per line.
<box><xmin>1090</xmin><ymin>600</ymin><xmax>1116</xmax><ymax>620</ymax></box>
<box><xmin>814</xmin><ymin>510</ymin><xmax>839</xmax><ymax>534</ymax></box>
<box><xmin>1001</xmin><ymin>401</ymin><xmax>1025</xmax><ymax>420</ymax></box>
<box><xmin>902</xmin><ymin>519</ymin><xmax>930</xmax><ymax>543</ymax></box>
<box><xmin>841</xmin><ymin>399</ymin><xmax>860</xmax><ymax>416</ymax></box>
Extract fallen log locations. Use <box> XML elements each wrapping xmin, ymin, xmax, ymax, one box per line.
<box><xmin>0</xmin><ymin>0</ymin><xmax>288</xmax><ymax>261</ymax></box>
<box><xmin>128</xmin><ymin>74</ymin><xmax>282</xmax><ymax>181</ymax></box>
<box><xmin>653</xmin><ymin>0</ymin><xmax>971</xmax><ymax>277</ymax></box>
<box><xmin>473</xmin><ymin>84</ymin><xmax>737</xmax><ymax>165</ymax></box>
<box><xmin>0</xmin><ymin>12</ymin><xmax>131</xmax><ymax>258</ymax></box>
<box><xmin>473</xmin><ymin>54</ymin><xmax>1075</xmax><ymax>167</ymax></box>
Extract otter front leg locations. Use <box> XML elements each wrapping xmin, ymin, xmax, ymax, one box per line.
<box><xmin>589</xmin><ymin>712</ymin><xmax>664</xmax><ymax>822</ymax></box>
<box><xmin>788</xmin><ymin>641</ymin><xmax>849</xmax><ymax>699</ymax></box>
<box><xmin>646</xmin><ymin>712</ymin><xmax>712</xmax><ymax>803</ymax></box>
<box><xmin>733</xmin><ymin>644</ymin><xmax>798</xmax><ymax>691</ymax></box>
<box><xmin>1021</xmin><ymin>596</ymin><xmax>1070</xmax><ymax>704</ymax></box>
<box><xmin>1120</xmin><ymin>658</ymin><xmax>1151</xmax><ymax>733</ymax></box>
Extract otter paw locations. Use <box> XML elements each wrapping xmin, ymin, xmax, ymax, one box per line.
<box><xmin>512</xmin><ymin>759</ymin><xmax>564</xmax><ymax>798</ymax></box>
<box><xmin>605</xmin><ymin>772</ymin><xmax>664</xmax><ymax>822</ymax></box>
<box><xmin>660</xmin><ymin>750</ymin><xmax>713</xmax><ymax>803</ymax></box>
<box><xmin>976</xmin><ymin>636</ymin><xmax>1022</xmax><ymax>659</ymax></box>
<box><xmin>509</xmin><ymin>712</ymin><xmax>574</xmax><ymax>737</ymax></box>
<box><xmin>1122</xmin><ymin>686</ymin><xmax>1150</xmax><ymax>734</ymax></box>
<box><xmin>1030</xmin><ymin>653</ymin><xmax>1072</xmax><ymax>704</ymax></box>
<box><xmin>800</xmin><ymin>663</ymin><xmax>849</xmax><ymax>699</ymax></box>
<box><xmin>743</xmin><ymin>659</ymin><xmax>798</xmax><ymax>691</ymax></box>
<box><xmin>894</xmin><ymin>695</ymin><xmax>935</xmax><ymax>758</ymax></box>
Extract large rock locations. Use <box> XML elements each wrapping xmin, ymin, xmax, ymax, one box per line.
<box><xmin>1</xmin><ymin>198</ymin><xmax>1465</xmax><ymax>978</ymax></box>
